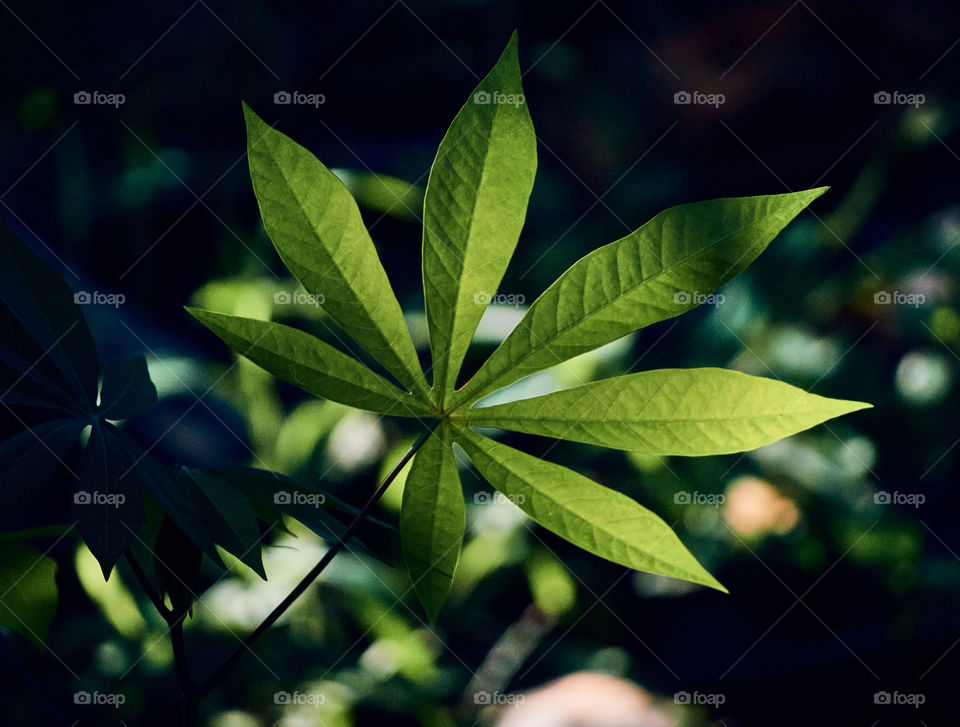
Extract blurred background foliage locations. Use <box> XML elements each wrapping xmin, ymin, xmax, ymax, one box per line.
<box><xmin>1</xmin><ymin>0</ymin><xmax>959</xmax><ymax>724</ymax></box>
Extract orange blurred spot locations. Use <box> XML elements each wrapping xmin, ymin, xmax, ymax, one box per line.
<box><xmin>723</xmin><ymin>476</ymin><xmax>800</xmax><ymax>538</ymax></box>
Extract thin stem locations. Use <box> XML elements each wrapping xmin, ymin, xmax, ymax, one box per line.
<box><xmin>170</xmin><ymin>614</ymin><xmax>198</xmax><ymax>727</ymax></box>
<box><xmin>126</xmin><ymin>552</ymin><xmax>197</xmax><ymax>725</ymax></box>
<box><xmin>183</xmin><ymin>692</ymin><xmax>199</xmax><ymax>727</ymax></box>
<box><xmin>193</xmin><ymin>421</ymin><xmax>439</xmax><ymax>699</ymax></box>
<box><xmin>169</xmin><ymin>615</ymin><xmax>194</xmax><ymax>692</ymax></box>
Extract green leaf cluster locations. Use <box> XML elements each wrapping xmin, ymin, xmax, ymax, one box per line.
<box><xmin>188</xmin><ymin>33</ymin><xmax>869</xmax><ymax>619</ymax></box>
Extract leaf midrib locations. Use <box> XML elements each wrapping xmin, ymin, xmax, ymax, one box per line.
<box><xmin>459</xmin><ymin>431</ymin><xmax>711</xmax><ymax>585</ymax></box>
<box><xmin>255</xmin><ymin>139</ymin><xmax>422</xmax><ymax>393</ymax></box>
<box><xmin>427</xmin><ymin>106</ymin><xmax>507</xmax><ymax>400</ymax></box>
<box><xmin>457</xmin><ymin>409</ymin><xmax>847</xmax><ymax>425</ymax></box>
<box><xmin>218</xmin><ymin>317</ymin><xmax>429</xmax><ymax>416</ymax></box>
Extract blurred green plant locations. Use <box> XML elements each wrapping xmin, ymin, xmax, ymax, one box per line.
<box><xmin>0</xmin><ymin>30</ymin><xmax>875</xmax><ymax>727</ymax></box>
<box><xmin>0</xmin><ymin>208</ymin><xmax>387</xmax><ymax>724</ymax></box>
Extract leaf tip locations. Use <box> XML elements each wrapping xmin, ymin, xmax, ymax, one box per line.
<box><xmin>251</xmin><ymin>558</ymin><xmax>268</xmax><ymax>581</ymax></box>
<box><xmin>802</xmin><ymin>185</ymin><xmax>830</xmax><ymax>204</ymax></box>
<box><xmin>184</xmin><ymin>306</ymin><xmax>224</xmax><ymax>334</ymax></box>
<box><xmin>183</xmin><ymin>305</ymin><xmax>206</xmax><ymax>322</ymax></box>
<box><xmin>242</xmin><ymin>102</ymin><xmax>267</xmax><ymax>138</ymax></box>
<box><xmin>841</xmin><ymin>399</ymin><xmax>873</xmax><ymax>414</ymax></box>
<box><xmin>423</xmin><ymin>600</ymin><xmax>443</xmax><ymax>626</ymax></box>
<box><xmin>813</xmin><ymin>393</ymin><xmax>872</xmax><ymax>419</ymax></box>
<box><xmin>687</xmin><ymin>564</ymin><xmax>727</xmax><ymax>593</ymax></box>
<box><xmin>679</xmin><ymin>566</ymin><xmax>727</xmax><ymax>593</ymax></box>
<box><xmin>99</xmin><ymin>561</ymin><xmax>116</xmax><ymax>582</ymax></box>
<box><xmin>499</xmin><ymin>30</ymin><xmax>521</xmax><ymax>69</ymax></box>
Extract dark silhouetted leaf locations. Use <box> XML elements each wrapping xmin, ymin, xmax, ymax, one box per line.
<box><xmin>0</xmin><ymin>216</ymin><xmax>99</xmax><ymax>410</ymax></box>
<box><xmin>0</xmin><ymin>419</ymin><xmax>85</xmax><ymax>524</ymax></box>
<box><xmin>179</xmin><ymin>468</ymin><xmax>266</xmax><ymax>578</ymax></box>
<box><xmin>98</xmin><ymin>355</ymin><xmax>157</xmax><ymax>419</ymax></box>
<box><xmin>72</xmin><ymin>424</ymin><xmax>145</xmax><ymax>578</ymax></box>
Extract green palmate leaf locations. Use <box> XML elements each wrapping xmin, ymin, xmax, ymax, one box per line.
<box><xmin>186</xmin><ymin>309</ymin><xmax>430</xmax><ymax>417</ymax></box>
<box><xmin>400</xmin><ymin>426</ymin><xmax>465</xmax><ymax>621</ymax></box>
<box><xmin>0</xmin><ymin>216</ymin><xmax>99</xmax><ymax>411</ymax></box>
<box><xmin>422</xmin><ymin>32</ymin><xmax>536</xmax><ymax>404</ymax></box>
<box><xmin>454</xmin><ymin>189</ymin><xmax>828</xmax><ymax>407</ymax></box>
<box><xmin>177</xmin><ymin>35</ymin><xmax>872</xmax><ymax>606</ymax></box>
<box><xmin>98</xmin><ymin>355</ymin><xmax>157</xmax><ymax>419</ymax></box>
<box><xmin>459</xmin><ymin>368</ymin><xmax>871</xmax><ymax>455</ymax></box>
<box><xmin>243</xmin><ymin>104</ymin><xmax>427</xmax><ymax>396</ymax></box>
<box><xmin>0</xmin><ymin>541</ymin><xmax>58</xmax><ymax>648</ymax></box>
<box><xmin>72</xmin><ymin>424</ymin><xmax>145</xmax><ymax>578</ymax></box>
<box><xmin>455</xmin><ymin>427</ymin><xmax>725</xmax><ymax>591</ymax></box>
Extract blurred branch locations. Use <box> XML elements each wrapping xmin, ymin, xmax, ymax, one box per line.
<box><xmin>170</xmin><ymin>617</ymin><xmax>197</xmax><ymax>725</ymax></box>
<box><xmin>120</xmin><ymin>422</ymin><xmax>440</xmax><ymax>725</ymax></box>
<box><xmin>192</xmin><ymin>420</ymin><xmax>440</xmax><ymax>700</ymax></box>
<box><xmin>126</xmin><ymin>552</ymin><xmax>198</xmax><ymax>724</ymax></box>
<box><xmin>460</xmin><ymin>603</ymin><xmax>556</xmax><ymax>721</ymax></box>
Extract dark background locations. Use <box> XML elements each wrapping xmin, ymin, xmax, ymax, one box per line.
<box><xmin>1</xmin><ymin>1</ymin><xmax>958</xmax><ymax>725</ymax></box>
